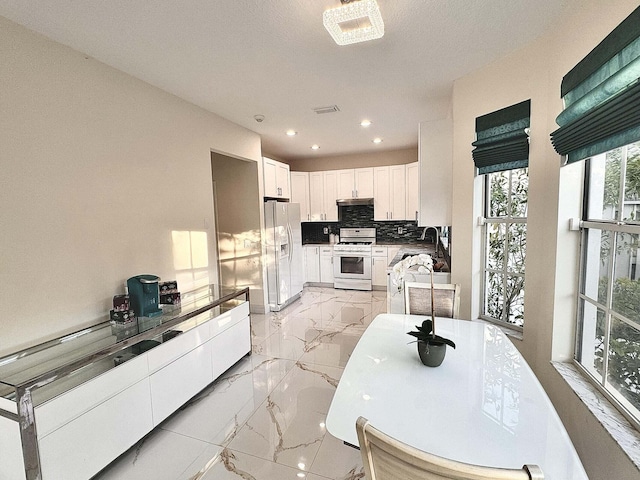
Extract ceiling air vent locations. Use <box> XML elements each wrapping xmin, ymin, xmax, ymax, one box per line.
<box><xmin>313</xmin><ymin>105</ymin><xmax>340</xmax><ymax>114</ymax></box>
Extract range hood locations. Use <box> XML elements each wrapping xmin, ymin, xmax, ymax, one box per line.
<box><xmin>336</xmin><ymin>198</ymin><xmax>374</xmax><ymax>206</ymax></box>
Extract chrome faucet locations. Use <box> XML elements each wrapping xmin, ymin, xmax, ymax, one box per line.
<box><xmin>419</xmin><ymin>226</ymin><xmax>439</xmax><ymax>256</ymax></box>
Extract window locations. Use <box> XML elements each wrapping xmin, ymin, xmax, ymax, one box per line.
<box><xmin>577</xmin><ymin>141</ymin><xmax>640</xmax><ymax>427</ymax></box>
<box><xmin>481</xmin><ymin>168</ymin><xmax>528</xmax><ymax>328</ymax></box>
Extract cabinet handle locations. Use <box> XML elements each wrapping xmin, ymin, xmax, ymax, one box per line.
<box><xmin>355</xmin><ymin>189</ymin><xmax>358</xmax><ymax>198</ymax></box>
<box><xmin>415</xmin><ymin>211</ymin><xmax>418</xmax><ymax>221</ymax></box>
<box><xmin>307</xmin><ymin>213</ymin><xmax>310</xmax><ymax>221</ymax></box>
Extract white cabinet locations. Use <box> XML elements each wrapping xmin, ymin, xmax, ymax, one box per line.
<box><xmin>418</xmin><ymin>119</ymin><xmax>452</xmax><ymax>225</ymax></box>
<box><xmin>336</xmin><ymin>168</ymin><xmax>374</xmax><ymax>199</ymax></box>
<box><xmin>211</xmin><ymin>316</ymin><xmax>251</xmax><ymax>379</ymax></box>
<box><xmin>263</xmin><ymin>157</ymin><xmax>290</xmax><ymax>199</ymax></box>
<box><xmin>290</xmin><ymin>171</ymin><xmax>310</xmax><ymax>222</ymax></box>
<box><xmin>149</xmin><ymin>342</ymin><xmax>213</xmax><ymax>425</ymax></box>
<box><xmin>38</xmin><ymin>378</ymin><xmax>154</xmax><ymax>480</ymax></box>
<box><xmin>304</xmin><ymin>246</ymin><xmax>321</xmax><ymax>283</ymax></box>
<box><xmin>320</xmin><ymin>246</ymin><xmax>334</xmax><ymax>284</ymax></box>
<box><xmin>372</xmin><ymin>246</ymin><xmax>388</xmax><ymax>288</ymax></box>
<box><xmin>406</xmin><ymin>162</ymin><xmax>419</xmax><ymax>222</ymax></box>
<box><xmin>374</xmin><ymin>165</ymin><xmax>406</xmax><ymax>220</ymax></box>
<box><xmin>0</xmin><ymin>289</ymin><xmax>250</xmax><ymax>480</ymax></box>
<box><xmin>309</xmin><ymin>171</ymin><xmax>338</xmax><ymax>221</ymax></box>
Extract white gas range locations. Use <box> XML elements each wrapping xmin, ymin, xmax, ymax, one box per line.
<box><xmin>333</xmin><ymin>228</ymin><xmax>376</xmax><ymax>291</ymax></box>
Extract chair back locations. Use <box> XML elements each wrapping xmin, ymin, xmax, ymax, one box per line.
<box><xmin>356</xmin><ymin>416</ymin><xmax>543</xmax><ymax>480</ymax></box>
<box><xmin>404</xmin><ymin>282</ymin><xmax>461</xmax><ymax>318</ymax></box>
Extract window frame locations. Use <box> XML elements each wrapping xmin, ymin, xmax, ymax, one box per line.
<box><xmin>575</xmin><ymin>146</ymin><xmax>640</xmax><ymax>431</ymax></box>
<box><xmin>480</xmin><ymin>168</ymin><xmax>528</xmax><ymax>331</ymax></box>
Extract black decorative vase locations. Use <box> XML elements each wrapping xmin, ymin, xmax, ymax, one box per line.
<box><xmin>417</xmin><ymin>341</ymin><xmax>446</xmax><ymax>367</ymax></box>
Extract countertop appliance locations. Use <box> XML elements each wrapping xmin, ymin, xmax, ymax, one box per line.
<box><xmin>264</xmin><ymin>201</ymin><xmax>303</xmax><ymax>311</ymax></box>
<box><xmin>333</xmin><ymin>228</ymin><xmax>376</xmax><ymax>291</ymax></box>
<box><xmin>126</xmin><ymin>274</ymin><xmax>162</xmax><ymax>317</ymax></box>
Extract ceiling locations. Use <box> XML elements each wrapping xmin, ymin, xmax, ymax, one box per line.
<box><xmin>0</xmin><ymin>0</ymin><xmax>579</xmax><ymax>161</ymax></box>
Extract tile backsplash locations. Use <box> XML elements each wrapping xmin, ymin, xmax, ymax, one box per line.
<box><xmin>301</xmin><ymin>204</ymin><xmax>435</xmax><ymax>244</ymax></box>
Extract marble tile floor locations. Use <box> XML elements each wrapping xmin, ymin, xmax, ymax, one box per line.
<box><xmin>93</xmin><ymin>287</ymin><xmax>388</xmax><ymax>480</ymax></box>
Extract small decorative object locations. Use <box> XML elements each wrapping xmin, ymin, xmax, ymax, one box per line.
<box><xmin>407</xmin><ymin>319</ymin><xmax>456</xmax><ymax>367</ymax></box>
<box><xmin>404</xmin><ymin>255</ymin><xmax>456</xmax><ymax>367</ymax></box>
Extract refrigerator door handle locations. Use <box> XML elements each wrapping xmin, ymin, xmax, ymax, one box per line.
<box><xmin>287</xmin><ymin>223</ymin><xmax>294</xmax><ymax>264</ymax></box>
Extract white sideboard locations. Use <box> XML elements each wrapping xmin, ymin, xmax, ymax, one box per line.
<box><xmin>0</xmin><ymin>285</ymin><xmax>250</xmax><ymax>480</ymax></box>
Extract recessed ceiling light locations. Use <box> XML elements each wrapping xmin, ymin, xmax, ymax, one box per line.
<box><xmin>311</xmin><ymin>144</ymin><xmax>320</xmax><ymax>150</ymax></box>
<box><xmin>360</xmin><ymin>120</ymin><xmax>372</xmax><ymax>127</ymax></box>
<box><xmin>373</xmin><ymin>138</ymin><xmax>383</xmax><ymax>144</ymax></box>
<box><xmin>286</xmin><ymin>130</ymin><xmax>297</xmax><ymax>136</ymax></box>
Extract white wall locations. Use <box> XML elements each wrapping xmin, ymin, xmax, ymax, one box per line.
<box><xmin>418</xmin><ymin>118</ymin><xmax>453</xmax><ymax>227</ymax></box>
<box><xmin>450</xmin><ymin>1</ymin><xmax>639</xmax><ymax>478</ymax></box>
<box><xmin>286</xmin><ymin>147</ymin><xmax>418</xmax><ymax>171</ymax></box>
<box><xmin>0</xmin><ymin>17</ymin><xmax>262</xmax><ymax>355</ymax></box>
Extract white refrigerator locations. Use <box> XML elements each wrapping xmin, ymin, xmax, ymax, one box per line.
<box><xmin>264</xmin><ymin>201</ymin><xmax>303</xmax><ymax>311</ymax></box>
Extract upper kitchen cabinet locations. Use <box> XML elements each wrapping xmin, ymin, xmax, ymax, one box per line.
<box><xmin>374</xmin><ymin>165</ymin><xmax>406</xmax><ymax>221</ymax></box>
<box><xmin>263</xmin><ymin>157</ymin><xmax>290</xmax><ymax>199</ymax></box>
<box><xmin>290</xmin><ymin>171</ymin><xmax>310</xmax><ymax>222</ymax></box>
<box><xmin>309</xmin><ymin>170</ymin><xmax>338</xmax><ymax>221</ymax></box>
<box><xmin>418</xmin><ymin>119</ymin><xmax>452</xmax><ymax>225</ymax></box>
<box><xmin>406</xmin><ymin>162</ymin><xmax>419</xmax><ymax>222</ymax></box>
<box><xmin>336</xmin><ymin>168</ymin><xmax>374</xmax><ymax>199</ymax></box>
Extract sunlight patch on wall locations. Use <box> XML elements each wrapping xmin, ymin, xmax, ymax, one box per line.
<box><xmin>172</xmin><ymin>230</ymin><xmax>209</xmax><ymax>270</ymax></box>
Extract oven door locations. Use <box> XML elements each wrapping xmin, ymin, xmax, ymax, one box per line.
<box><xmin>333</xmin><ymin>252</ymin><xmax>372</xmax><ymax>280</ymax></box>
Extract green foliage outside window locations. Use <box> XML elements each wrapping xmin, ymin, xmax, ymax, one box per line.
<box><xmin>484</xmin><ymin>169</ymin><xmax>527</xmax><ymax>327</ymax></box>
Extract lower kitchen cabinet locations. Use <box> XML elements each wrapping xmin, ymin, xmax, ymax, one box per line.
<box><xmin>303</xmin><ymin>245</ymin><xmax>334</xmax><ymax>285</ymax></box>
<box><xmin>0</xmin><ymin>286</ymin><xmax>250</xmax><ymax>480</ymax></box>
<box><xmin>304</xmin><ymin>246</ymin><xmax>321</xmax><ymax>283</ymax></box>
<box><xmin>372</xmin><ymin>246</ymin><xmax>388</xmax><ymax>288</ymax></box>
<box><xmin>320</xmin><ymin>246</ymin><xmax>334</xmax><ymax>284</ymax></box>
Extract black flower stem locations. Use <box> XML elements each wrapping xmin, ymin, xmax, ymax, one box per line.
<box><xmin>430</xmin><ymin>268</ymin><xmax>435</xmax><ymax>339</ymax></box>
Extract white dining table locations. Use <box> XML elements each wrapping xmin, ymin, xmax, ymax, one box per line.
<box><xmin>326</xmin><ymin>314</ymin><xmax>588</xmax><ymax>480</ymax></box>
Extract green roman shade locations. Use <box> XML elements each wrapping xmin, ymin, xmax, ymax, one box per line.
<box><xmin>472</xmin><ymin>99</ymin><xmax>531</xmax><ymax>175</ymax></box>
<box><xmin>551</xmin><ymin>6</ymin><xmax>640</xmax><ymax>164</ymax></box>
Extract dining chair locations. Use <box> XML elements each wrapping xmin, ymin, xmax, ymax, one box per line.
<box><xmin>404</xmin><ymin>282</ymin><xmax>461</xmax><ymax>318</ymax></box>
<box><xmin>356</xmin><ymin>416</ymin><xmax>544</xmax><ymax>479</ymax></box>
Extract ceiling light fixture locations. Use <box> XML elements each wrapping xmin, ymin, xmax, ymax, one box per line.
<box><xmin>373</xmin><ymin>137</ymin><xmax>382</xmax><ymax>144</ymax></box>
<box><xmin>323</xmin><ymin>0</ymin><xmax>384</xmax><ymax>46</ymax></box>
<box><xmin>360</xmin><ymin>119</ymin><xmax>372</xmax><ymax>127</ymax></box>
<box><xmin>286</xmin><ymin>130</ymin><xmax>297</xmax><ymax>136</ymax></box>
<box><xmin>311</xmin><ymin>144</ymin><xmax>320</xmax><ymax>150</ymax></box>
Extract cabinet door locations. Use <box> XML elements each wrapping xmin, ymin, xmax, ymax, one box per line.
<box><xmin>406</xmin><ymin>162</ymin><xmax>419</xmax><ymax>221</ymax></box>
<box><xmin>263</xmin><ymin>157</ymin><xmax>278</xmax><ymax>198</ymax></box>
<box><xmin>319</xmin><ymin>248</ymin><xmax>334</xmax><ymax>283</ymax></box>
<box><xmin>303</xmin><ymin>246</ymin><xmax>320</xmax><ymax>283</ymax></box>
<box><xmin>336</xmin><ymin>169</ymin><xmax>355</xmax><ymax>199</ymax></box>
<box><xmin>389</xmin><ymin>165</ymin><xmax>406</xmax><ymax>220</ymax></box>
<box><xmin>291</xmin><ymin>172</ymin><xmax>310</xmax><ymax>222</ymax></box>
<box><xmin>323</xmin><ymin>171</ymin><xmax>338</xmax><ymax>221</ymax></box>
<box><xmin>38</xmin><ymin>378</ymin><xmax>154</xmax><ymax>480</ymax></box>
<box><xmin>276</xmin><ymin>162</ymin><xmax>290</xmax><ymax>199</ymax></box>
<box><xmin>149</xmin><ymin>342</ymin><xmax>213</xmax><ymax>425</ymax></box>
<box><xmin>309</xmin><ymin>172</ymin><xmax>325</xmax><ymax>221</ymax></box>
<box><xmin>211</xmin><ymin>316</ymin><xmax>251</xmax><ymax>379</ymax></box>
<box><xmin>372</xmin><ymin>256</ymin><xmax>388</xmax><ymax>287</ymax></box>
<box><xmin>355</xmin><ymin>167</ymin><xmax>374</xmax><ymax>198</ymax></box>
<box><xmin>373</xmin><ymin>166</ymin><xmax>390</xmax><ymax>220</ymax></box>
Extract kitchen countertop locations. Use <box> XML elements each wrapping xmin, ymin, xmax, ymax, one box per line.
<box><xmin>387</xmin><ymin>244</ymin><xmax>442</xmax><ymax>271</ymax></box>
